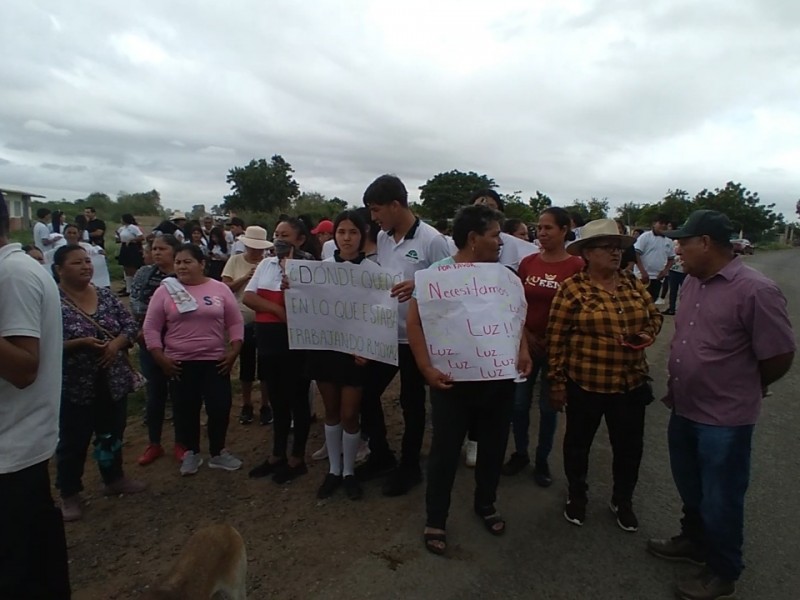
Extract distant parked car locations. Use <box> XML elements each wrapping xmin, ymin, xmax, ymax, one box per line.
<box><xmin>732</xmin><ymin>239</ymin><xmax>754</xmax><ymax>255</ymax></box>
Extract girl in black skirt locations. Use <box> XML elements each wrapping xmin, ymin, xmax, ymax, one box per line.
<box><xmin>311</xmin><ymin>210</ymin><xmax>374</xmax><ymax>501</ymax></box>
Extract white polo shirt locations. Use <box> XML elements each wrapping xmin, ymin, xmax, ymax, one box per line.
<box><xmin>321</xmin><ymin>239</ymin><xmax>336</xmax><ymax>260</ymax></box>
<box><xmin>377</xmin><ymin>218</ymin><xmax>450</xmax><ymax>344</ymax></box>
<box><xmin>33</xmin><ymin>221</ymin><xmax>50</xmax><ymax>253</ymax></box>
<box><xmin>634</xmin><ymin>230</ymin><xmax>675</xmax><ymax>278</ymax></box>
<box><xmin>0</xmin><ymin>243</ymin><xmax>63</xmax><ymax>474</ymax></box>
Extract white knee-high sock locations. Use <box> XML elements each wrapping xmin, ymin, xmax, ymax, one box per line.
<box><xmin>342</xmin><ymin>429</ymin><xmax>361</xmax><ymax>477</ymax></box>
<box><xmin>124</xmin><ymin>275</ymin><xmax>133</xmax><ymax>293</ymax></box>
<box><xmin>325</xmin><ymin>423</ymin><xmax>343</xmax><ymax>475</ymax></box>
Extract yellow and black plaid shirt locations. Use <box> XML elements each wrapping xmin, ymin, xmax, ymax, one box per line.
<box><xmin>546</xmin><ymin>270</ymin><xmax>663</xmax><ymax>394</ymax></box>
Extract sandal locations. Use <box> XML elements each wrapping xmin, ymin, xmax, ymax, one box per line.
<box><xmin>475</xmin><ymin>505</ymin><xmax>506</xmax><ymax>536</ymax></box>
<box><xmin>423</xmin><ymin>530</ymin><xmax>447</xmax><ymax>555</ymax></box>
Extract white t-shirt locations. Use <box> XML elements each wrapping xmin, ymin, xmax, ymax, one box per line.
<box><xmin>377</xmin><ymin>219</ymin><xmax>451</xmax><ymax>344</ymax></box>
<box><xmin>634</xmin><ymin>230</ymin><xmax>675</xmax><ymax>278</ymax></box>
<box><xmin>231</xmin><ymin>239</ymin><xmax>245</xmax><ymax>255</ymax></box>
<box><xmin>0</xmin><ymin>243</ymin><xmax>63</xmax><ymax>474</ymax></box>
<box><xmin>33</xmin><ymin>221</ymin><xmax>50</xmax><ymax>253</ymax></box>
<box><xmin>118</xmin><ymin>224</ymin><xmax>144</xmax><ymax>243</ymax></box>
<box><xmin>321</xmin><ymin>239</ymin><xmax>336</xmax><ymax>260</ymax></box>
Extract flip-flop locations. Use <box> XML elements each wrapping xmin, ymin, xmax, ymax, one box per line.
<box><xmin>423</xmin><ymin>531</ymin><xmax>447</xmax><ymax>555</ymax></box>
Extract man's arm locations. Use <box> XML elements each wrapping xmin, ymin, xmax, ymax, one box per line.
<box><xmin>760</xmin><ymin>352</ymin><xmax>794</xmax><ymax>387</ymax></box>
<box><xmin>0</xmin><ymin>336</ymin><xmax>39</xmax><ymax>389</ymax></box>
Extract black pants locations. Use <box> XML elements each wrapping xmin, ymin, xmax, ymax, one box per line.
<box><xmin>426</xmin><ymin>380</ymin><xmax>515</xmax><ymax>529</ymax></box>
<box><xmin>646</xmin><ymin>278</ymin><xmax>663</xmax><ymax>302</ymax></box>
<box><xmin>0</xmin><ymin>460</ymin><xmax>71</xmax><ymax>599</ymax></box>
<box><xmin>563</xmin><ymin>380</ymin><xmax>647</xmax><ymax>503</ymax></box>
<box><xmin>170</xmin><ymin>361</ymin><xmax>232</xmax><ymax>456</ymax></box>
<box><xmin>55</xmin><ymin>396</ymin><xmax>127</xmax><ymax>498</ymax></box>
<box><xmin>256</xmin><ymin>323</ymin><xmax>311</xmax><ymax>459</ymax></box>
<box><xmin>360</xmin><ymin>344</ymin><xmax>427</xmax><ymax>467</ymax></box>
<box><xmin>139</xmin><ymin>343</ymin><xmax>170</xmax><ymax>445</ymax></box>
<box><xmin>239</xmin><ymin>323</ymin><xmax>264</xmax><ymax>383</ymax></box>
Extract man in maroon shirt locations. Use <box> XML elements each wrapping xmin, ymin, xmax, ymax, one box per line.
<box><xmin>647</xmin><ymin>210</ymin><xmax>795</xmax><ymax>600</ymax></box>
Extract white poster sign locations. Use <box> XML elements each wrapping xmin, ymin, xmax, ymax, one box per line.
<box><xmin>285</xmin><ymin>259</ymin><xmax>401</xmax><ymax>366</ymax></box>
<box><xmin>415</xmin><ymin>262</ymin><xmax>527</xmax><ymax>381</ymax></box>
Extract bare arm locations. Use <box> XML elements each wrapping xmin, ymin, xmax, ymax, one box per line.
<box><xmin>407</xmin><ymin>298</ymin><xmax>452</xmax><ymax>390</ymax></box>
<box><xmin>0</xmin><ymin>336</ymin><xmax>39</xmax><ymax>389</ymax></box>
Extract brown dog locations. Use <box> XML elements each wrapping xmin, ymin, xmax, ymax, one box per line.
<box><xmin>143</xmin><ymin>524</ymin><xmax>247</xmax><ymax>600</ymax></box>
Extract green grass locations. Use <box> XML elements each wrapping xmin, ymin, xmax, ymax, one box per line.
<box><xmin>757</xmin><ymin>242</ymin><xmax>793</xmax><ymax>251</ymax></box>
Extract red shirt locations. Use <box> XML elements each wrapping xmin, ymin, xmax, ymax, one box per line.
<box><xmin>518</xmin><ymin>253</ymin><xmax>584</xmax><ymax>336</ymax></box>
<box><xmin>244</xmin><ymin>257</ymin><xmax>287</xmax><ymax>324</ymax></box>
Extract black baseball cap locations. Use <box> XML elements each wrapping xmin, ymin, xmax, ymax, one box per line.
<box><xmin>665</xmin><ymin>210</ymin><xmax>735</xmax><ymax>242</ymax></box>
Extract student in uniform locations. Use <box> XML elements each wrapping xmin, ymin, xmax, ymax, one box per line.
<box><xmin>358</xmin><ymin>174</ymin><xmax>451</xmax><ymax>496</ymax></box>
<box><xmin>311</xmin><ymin>210</ymin><xmax>374</xmax><ymax>501</ymax></box>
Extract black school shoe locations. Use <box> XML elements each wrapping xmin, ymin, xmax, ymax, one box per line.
<box><xmin>273</xmin><ymin>462</ymin><xmax>308</xmax><ymax>484</ymax></box>
<box><xmin>317</xmin><ymin>473</ymin><xmax>342</xmax><ymax>499</ymax></box>
<box><xmin>259</xmin><ymin>405</ymin><xmax>273</xmax><ymax>425</ymax></box>
<box><xmin>248</xmin><ymin>458</ymin><xmax>286</xmax><ymax>479</ymax></box>
<box><xmin>355</xmin><ymin>451</ymin><xmax>397</xmax><ymax>481</ymax></box>
<box><xmin>382</xmin><ymin>464</ymin><xmax>423</xmax><ymax>497</ymax></box>
<box><xmin>343</xmin><ymin>475</ymin><xmax>363</xmax><ymax>500</ymax></box>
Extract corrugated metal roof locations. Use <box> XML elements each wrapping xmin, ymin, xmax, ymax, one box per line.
<box><xmin>0</xmin><ymin>188</ymin><xmax>46</xmax><ymax>198</ymax></box>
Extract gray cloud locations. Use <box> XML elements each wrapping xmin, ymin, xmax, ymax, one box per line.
<box><xmin>0</xmin><ymin>0</ymin><xmax>797</xmax><ymax>218</ymax></box>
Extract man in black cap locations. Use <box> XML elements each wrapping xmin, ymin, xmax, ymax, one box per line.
<box><xmin>0</xmin><ymin>191</ymin><xmax>72</xmax><ymax>598</ymax></box>
<box><xmin>648</xmin><ymin>210</ymin><xmax>795</xmax><ymax>600</ymax></box>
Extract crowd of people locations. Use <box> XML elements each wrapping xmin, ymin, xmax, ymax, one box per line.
<box><xmin>0</xmin><ymin>178</ymin><xmax>795</xmax><ymax>600</ymax></box>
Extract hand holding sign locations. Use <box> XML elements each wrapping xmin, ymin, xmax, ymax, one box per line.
<box><xmin>414</xmin><ymin>262</ymin><xmax>528</xmax><ymax>382</ymax></box>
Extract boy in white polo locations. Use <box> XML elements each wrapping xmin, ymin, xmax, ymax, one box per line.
<box><xmin>359</xmin><ymin>174</ymin><xmax>451</xmax><ymax>496</ymax></box>
<box><xmin>0</xmin><ymin>192</ymin><xmax>71</xmax><ymax>598</ymax></box>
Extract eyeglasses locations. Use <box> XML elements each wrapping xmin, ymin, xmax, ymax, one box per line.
<box><xmin>587</xmin><ymin>243</ymin><xmax>622</xmax><ymax>252</ymax></box>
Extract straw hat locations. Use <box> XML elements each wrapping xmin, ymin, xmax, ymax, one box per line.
<box><xmin>567</xmin><ymin>218</ymin><xmax>635</xmax><ymax>256</ymax></box>
<box><xmin>170</xmin><ymin>211</ymin><xmax>187</xmax><ymax>221</ymax></box>
<box><xmin>239</xmin><ymin>226</ymin><xmax>274</xmax><ymax>250</ymax></box>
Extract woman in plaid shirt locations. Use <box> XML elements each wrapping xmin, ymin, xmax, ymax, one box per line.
<box><xmin>546</xmin><ymin>219</ymin><xmax>663</xmax><ymax>532</ymax></box>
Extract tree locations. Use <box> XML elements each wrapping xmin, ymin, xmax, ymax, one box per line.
<box><xmin>638</xmin><ymin>189</ymin><xmax>693</xmax><ymax>226</ymax></box>
<box><xmin>223</xmin><ymin>156</ymin><xmax>300</xmax><ymax>214</ymax></box>
<box><xmin>501</xmin><ymin>191</ymin><xmax>535</xmax><ymax>223</ymax></box>
<box><xmin>528</xmin><ymin>191</ymin><xmax>552</xmax><ymax>218</ymax></box>
<box><xmin>692</xmin><ymin>182</ymin><xmax>781</xmax><ymax>241</ymax></box>
<box><xmin>116</xmin><ymin>190</ymin><xmax>164</xmax><ymax>217</ymax></box>
<box><xmin>563</xmin><ymin>201</ymin><xmax>590</xmax><ymax>224</ymax></box>
<box><xmin>616</xmin><ymin>202</ymin><xmax>644</xmax><ymax>226</ymax></box>
<box><xmin>587</xmin><ymin>197</ymin><xmax>610</xmax><ymax>220</ymax></box>
<box><xmin>189</xmin><ymin>204</ymin><xmax>206</xmax><ymax>220</ymax></box>
<box><xmin>419</xmin><ymin>170</ymin><xmax>496</xmax><ymax>221</ymax></box>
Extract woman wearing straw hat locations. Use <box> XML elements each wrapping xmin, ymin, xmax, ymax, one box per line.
<box><xmin>546</xmin><ymin>218</ymin><xmax>663</xmax><ymax>532</ymax></box>
<box><xmin>222</xmin><ymin>226</ymin><xmax>274</xmax><ymax>426</ymax></box>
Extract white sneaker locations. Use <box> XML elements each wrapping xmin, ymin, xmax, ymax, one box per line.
<box><xmin>208</xmin><ymin>449</ymin><xmax>242</xmax><ymax>471</ymax></box>
<box><xmin>356</xmin><ymin>439</ymin><xmax>371</xmax><ymax>463</ymax></box>
<box><xmin>655</xmin><ymin>297</ymin><xmax>666</xmax><ymax>306</ymax></box>
<box><xmin>180</xmin><ymin>451</ymin><xmax>203</xmax><ymax>476</ymax></box>
<box><xmin>465</xmin><ymin>441</ymin><xmax>478</xmax><ymax>468</ymax></box>
<box><xmin>312</xmin><ymin>443</ymin><xmax>328</xmax><ymax>461</ymax></box>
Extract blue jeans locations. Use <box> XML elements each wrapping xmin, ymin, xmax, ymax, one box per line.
<box><xmin>668</xmin><ymin>413</ymin><xmax>754</xmax><ymax>581</ymax></box>
<box><xmin>510</xmin><ymin>357</ymin><xmax>556</xmax><ymax>465</ymax></box>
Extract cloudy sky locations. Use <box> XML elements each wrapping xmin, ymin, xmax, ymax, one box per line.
<box><xmin>1</xmin><ymin>0</ymin><xmax>798</xmax><ymax>218</ymax></box>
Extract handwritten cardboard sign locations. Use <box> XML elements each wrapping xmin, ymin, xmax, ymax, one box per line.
<box><xmin>414</xmin><ymin>262</ymin><xmax>527</xmax><ymax>381</ymax></box>
<box><xmin>284</xmin><ymin>259</ymin><xmax>401</xmax><ymax>366</ymax></box>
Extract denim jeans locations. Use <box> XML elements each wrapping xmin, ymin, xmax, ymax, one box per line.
<box><xmin>668</xmin><ymin>413</ymin><xmax>753</xmax><ymax>581</ymax></box>
<box><xmin>139</xmin><ymin>342</ymin><xmax>170</xmax><ymax>445</ymax></box>
<box><xmin>667</xmin><ymin>270</ymin><xmax>686</xmax><ymax>312</ymax></box>
<box><xmin>510</xmin><ymin>357</ymin><xmax>556</xmax><ymax>465</ymax></box>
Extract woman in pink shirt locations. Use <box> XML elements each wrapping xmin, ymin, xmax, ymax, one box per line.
<box><xmin>143</xmin><ymin>244</ymin><xmax>244</xmax><ymax>476</ymax></box>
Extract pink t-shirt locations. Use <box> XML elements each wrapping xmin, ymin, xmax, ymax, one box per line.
<box><xmin>143</xmin><ymin>279</ymin><xmax>244</xmax><ymax>361</ymax></box>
